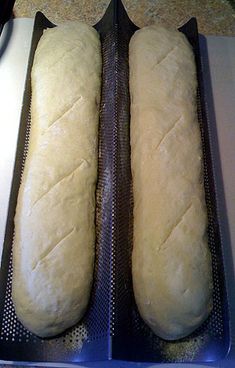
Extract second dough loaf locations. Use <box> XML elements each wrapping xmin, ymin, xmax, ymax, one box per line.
<box><xmin>12</xmin><ymin>22</ymin><xmax>101</xmax><ymax>337</ymax></box>
<box><xmin>130</xmin><ymin>25</ymin><xmax>213</xmax><ymax>340</ymax></box>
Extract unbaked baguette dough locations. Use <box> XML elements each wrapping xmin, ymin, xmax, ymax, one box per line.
<box><xmin>12</xmin><ymin>22</ymin><xmax>101</xmax><ymax>337</ymax></box>
<box><xmin>130</xmin><ymin>25</ymin><xmax>213</xmax><ymax>340</ymax></box>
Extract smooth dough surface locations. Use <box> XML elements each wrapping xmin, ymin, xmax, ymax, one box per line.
<box><xmin>12</xmin><ymin>22</ymin><xmax>101</xmax><ymax>337</ymax></box>
<box><xmin>129</xmin><ymin>25</ymin><xmax>213</xmax><ymax>340</ymax></box>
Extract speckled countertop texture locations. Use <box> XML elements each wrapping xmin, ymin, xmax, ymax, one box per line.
<box><xmin>13</xmin><ymin>0</ymin><xmax>235</xmax><ymax>35</ymax></box>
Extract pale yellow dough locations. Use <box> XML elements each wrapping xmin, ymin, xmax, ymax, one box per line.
<box><xmin>12</xmin><ymin>22</ymin><xmax>101</xmax><ymax>337</ymax></box>
<box><xmin>129</xmin><ymin>25</ymin><xmax>213</xmax><ymax>340</ymax></box>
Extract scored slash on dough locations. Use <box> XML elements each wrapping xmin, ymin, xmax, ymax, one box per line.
<box><xmin>154</xmin><ymin>115</ymin><xmax>182</xmax><ymax>152</ymax></box>
<box><xmin>32</xmin><ymin>227</ymin><xmax>75</xmax><ymax>271</ymax></box>
<box><xmin>158</xmin><ymin>202</ymin><xmax>192</xmax><ymax>252</ymax></box>
<box><xmin>151</xmin><ymin>46</ymin><xmax>177</xmax><ymax>70</ymax></box>
<box><xmin>46</xmin><ymin>95</ymin><xmax>82</xmax><ymax>131</ymax></box>
<box><xmin>32</xmin><ymin>159</ymin><xmax>88</xmax><ymax>208</ymax></box>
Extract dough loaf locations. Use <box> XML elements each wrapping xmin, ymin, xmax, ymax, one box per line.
<box><xmin>129</xmin><ymin>25</ymin><xmax>213</xmax><ymax>340</ymax></box>
<box><xmin>12</xmin><ymin>22</ymin><xmax>101</xmax><ymax>337</ymax></box>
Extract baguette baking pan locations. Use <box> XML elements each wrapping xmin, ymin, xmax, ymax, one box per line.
<box><xmin>0</xmin><ymin>0</ymin><xmax>231</xmax><ymax>364</ymax></box>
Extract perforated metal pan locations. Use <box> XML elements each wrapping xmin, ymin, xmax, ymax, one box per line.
<box><xmin>110</xmin><ymin>12</ymin><xmax>231</xmax><ymax>363</ymax></box>
<box><xmin>0</xmin><ymin>0</ymin><xmax>231</xmax><ymax>364</ymax></box>
<box><xmin>0</xmin><ymin>7</ymin><xmax>111</xmax><ymax>366</ymax></box>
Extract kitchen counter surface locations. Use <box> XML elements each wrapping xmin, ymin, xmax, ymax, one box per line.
<box><xmin>13</xmin><ymin>0</ymin><xmax>235</xmax><ymax>35</ymax></box>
